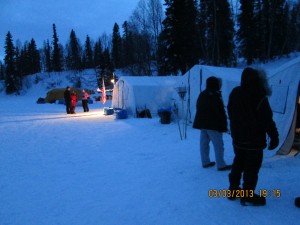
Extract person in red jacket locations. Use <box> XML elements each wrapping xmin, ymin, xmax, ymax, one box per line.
<box><xmin>70</xmin><ymin>91</ymin><xmax>77</xmax><ymax>114</ymax></box>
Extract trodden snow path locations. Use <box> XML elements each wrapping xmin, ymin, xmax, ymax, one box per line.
<box><xmin>0</xmin><ymin>97</ymin><xmax>300</xmax><ymax>225</ymax></box>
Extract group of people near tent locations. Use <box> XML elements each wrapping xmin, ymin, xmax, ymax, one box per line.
<box><xmin>193</xmin><ymin>67</ymin><xmax>300</xmax><ymax>207</ymax></box>
<box><xmin>63</xmin><ymin>87</ymin><xmax>89</xmax><ymax>114</ymax></box>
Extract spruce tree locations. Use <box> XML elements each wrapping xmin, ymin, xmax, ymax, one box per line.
<box><xmin>199</xmin><ymin>0</ymin><xmax>235</xmax><ymax>66</ymax></box>
<box><xmin>100</xmin><ymin>47</ymin><xmax>113</xmax><ymax>85</ymax></box>
<box><xmin>157</xmin><ymin>30</ymin><xmax>169</xmax><ymax>75</ymax></box>
<box><xmin>182</xmin><ymin>0</ymin><xmax>200</xmax><ymax>71</ymax></box>
<box><xmin>66</xmin><ymin>29</ymin><xmax>82</xmax><ymax>71</ymax></box>
<box><xmin>28</xmin><ymin>38</ymin><xmax>41</xmax><ymax>74</ymax></box>
<box><xmin>199</xmin><ymin>0</ymin><xmax>210</xmax><ymax>61</ymax></box>
<box><xmin>254</xmin><ymin>0</ymin><xmax>288</xmax><ymax>61</ymax></box>
<box><xmin>254</xmin><ymin>0</ymin><xmax>266</xmax><ymax>61</ymax></box>
<box><xmin>83</xmin><ymin>35</ymin><xmax>94</xmax><ymax>69</ymax></box>
<box><xmin>270</xmin><ymin>0</ymin><xmax>290</xmax><ymax>58</ymax></box>
<box><xmin>4</xmin><ymin>31</ymin><xmax>18</xmax><ymax>94</ymax></box>
<box><xmin>159</xmin><ymin>0</ymin><xmax>199</xmax><ymax>75</ymax></box>
<box><xmin>44</xmin><ymin>40</ymin><xmax>52</xmax><ymax>72</ymax></box>
<box><xmin>15</xmin><ymin>44</ymin><xmax>23</xmax><ymax>78</ymax></box>
<box><xmin>237</xmin><ymin>0</ymin><xmax>256</xmax><ymax>65</ymax></box>
<box><xmin>94</xmin><ymin>38</ymin><xmax>103</xmax><ymax>68</ymax></box>
<box><xmin>0</xmin><ymin>60</ymin><xmax>5</xmax><ymax>80</ymax></box>
<box><xmin>52</xmin><ymin>24</ymin><xmax>63</xmax><ymax>72</ymax></box>
<box><xmin>289</xmin><ymin>2</ymin><xmax>300</xmax><ymax>52</ymax></box>
<box><xmin>112</xmin><ymin>23</ymin><xmax>122</xmax><ymax>68</ymax></box>
<box><xmin>219</xmin><ymin>0</ymin><xmax>236</xmax><ymax>66</ymax></box>
<box><xmin>94</xmin><ymin>38</ymin><xmax>103</xmax><ymax>87</ymax></box>
<box><xmin>276</xmin><ymin>3</ymin><xmax>291</xmax><ymax>56</ymax></box>
<box><xmin>122</xmin><ymin>21</ymin><xmax>135</xmax><ymax>68</ymax></box>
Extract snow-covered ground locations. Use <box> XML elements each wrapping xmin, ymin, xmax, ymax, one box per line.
<box><xmin>0</xmin><ymin>62</ymin><xmax>300</xmax><ymax>225</ymax></box>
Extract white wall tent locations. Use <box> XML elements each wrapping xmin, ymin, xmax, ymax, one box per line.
<box><xmin>111</xmin><ymin>58</ymin><xmax>300</xmax><ymax>154</ymax></box>
<box><xmin>112</xmin><ymin>76</ymin><xmax>179</xmax><ymax>117</ymax></box>
<box><xmin>174</xmin><ymin>65</ymin><xmax>242</xmax><ymax>121</ymax></box>
<box><xmin>267</xmin><ymin>57</ymin><xmax>300</xmax><ymax>154</ymax></box>
<box><xmin>177</xmin><ymin>59</ymin><xmax>300</xmax><ymax>155</ymax></box>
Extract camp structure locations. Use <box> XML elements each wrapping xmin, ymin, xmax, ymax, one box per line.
<box><xmin>111</xmin><ymin>57</ymin><xmax>300</xmax><ymax>154</ymax></box>
<box><xmin>174</xmin><ymin>65</ymin><xmax>242</xmax><ymax>120</ymax></box>
<box><xmin>45</xmin><ymin>88</ymin><xmax>80</xmax><ymax>103</ymax></box>
<box><xmin>267</xmin><ymin>57</ymin><xmax>300</xmax><ymax>155</ymax></box>
<box><xmin>45</xmin><ymin>88</ymin><xmax>94</xmax><ymax>103</ymax></box>
<box><xmin>111</xmin><ymin>76</ymin><xmax>179</xmax><ymax>117</ymax></box>
<box><xmin>177</xmin><ymin>58</ymin><xmax>300</xmax><ymax>155</ymax></box>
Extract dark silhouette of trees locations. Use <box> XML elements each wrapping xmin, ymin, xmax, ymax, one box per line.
<box><xmin>83</xmin><ymin>35</ymin><xmax>94</xmax><ymax>69</ymax></box>
<box><xmin>289</xmin><ymin>2</ymin><xmax>300</xmax><ymax>52</ymax></box>
<box><xmin>66</xmin><ymin>29</ymin><xmax>82</xmax><ymax>71</ymax></box>
<box><xmin>237</xmin><ymin>0</ymin><xmax>256</xmax><ymax>65</ymax></box>
<box><xmin>238</xmin><ymin>0</ymin><xmax>297</xmax><ymax>63</ymax></box>
<box><xmin>158</xmin><ymin>0</ymin><xmax>199</xmax><ymax>75</ymax></box>
<box><xmin>199</xmin><ymin>0</ymin><xmax>235</xmax><ymax>66</ymax></box>
<box><xmin>15</xmin><ymin>39</ymin><xmax>41</xmax><ymax>77</ymax></box>
<box><xmin>2</xmin><ymin>0</ymin><xmax>300</xmax><ymax>91</ymax></box>
<box><xmin>51</xmin><ymin>24</ymin><xmax>63</xmax><ymax>72</ymax></box>
<box><xmin>0</xmin><ymin>60</ymin><xmax>5</xmax><ymax>80</ymax></box>
<box><xmin>122</xmin><ymin>21</ymin><xmax>134</xmax><ymax>69</ymax></box>
<box><xmin>94</xmin><ymin>38</ymin><xmax>103</xmax><ymax>68</ymax></box>
<box><xmin>28</xmin><ymin>38</ymin><xmax>41</xmax><ymax>74</ymax></box>
<box><xmin>4</xmin><ymin>32</ymin><xmax>20</xmax><ymax>94</ymax></box>
<box><xmin>111</xmin><ymin>23</ymin><xmax>122</xmax><ymax>68</ymax></box>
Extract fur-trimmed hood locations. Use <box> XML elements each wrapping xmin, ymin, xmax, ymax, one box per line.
<box><xmin>241</xmin><ymin>67</ymin><xmax>271</xmax><ymax>97</ymax></box>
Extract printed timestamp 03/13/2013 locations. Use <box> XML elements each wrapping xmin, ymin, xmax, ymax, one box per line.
<box><xmin>208</xmin><ymin>189</ymin><xmax>281</xmax><ymax>198</ymax></box>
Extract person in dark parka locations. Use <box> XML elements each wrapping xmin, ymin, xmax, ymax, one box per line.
<box><xmin>227</xmin><ymin>67</ymin><xmax>279</xmax><ymax>206</ymax></box>
<box><xmin>64</xmin><ymin>86</ymin><xmax>71</xmax><ymax>114</ymax></box>
<box><xmin>193</xmin><ymin>76</ymin><xmax>231</xmax><ymax>171</ymax></box>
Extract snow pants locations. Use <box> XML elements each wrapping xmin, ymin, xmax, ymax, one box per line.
<box><xmin>82</xmin><ymin>100</ymin><xmax>89</xmax><ymax>112</ymax></box>
<box><xmin>229</xmin><ymin>146</ymin><xmax>263</xmax><ymax>191</ymax></box>
<box><xmin>200</xmin><ymin>129</ymin><xmax>226</xmax><ymax>169</ymax></box>
<box><xmin>65</xmin><ymin>100</ymin><xmax>71</xmax><ymax>114</ymax></box>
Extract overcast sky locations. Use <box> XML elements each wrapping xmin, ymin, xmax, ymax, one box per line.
<box><xmin>0</xmin><ymin>0</ymin><xmax>143</xmax><ymax>60</ymax></box>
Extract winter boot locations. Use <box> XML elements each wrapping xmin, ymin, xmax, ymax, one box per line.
<box><xmin>218</xmin><ymin>165</ymin><xmax>232</xmax><ymax>171</ymax></box>
<box><xmin>203</xmin><ymin>162</ymin><xmax>216</xmax><ymax>168</ymax></box>
<box><xmin>240</xmin><ymin>193</ymin><xmax>266</xmax><ymax>206</ymax></box>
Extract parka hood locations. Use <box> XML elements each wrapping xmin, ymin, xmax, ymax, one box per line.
<box><xmin>241</xmin><ymin>67</ymin><xmax>271</xmax><ymax>97</ymax></box>
<box><xmin>241</xmin><ymin>67</ymin><xmax>259</xmax><ymax>90</ymax></box>
<box><xmin>206</xmin><ymin>76</ymin><xmax>221</xmax><ymax>91</ymax></box>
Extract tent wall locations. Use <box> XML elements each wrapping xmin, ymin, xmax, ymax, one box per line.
<box><xmin>268</xmin><ymin>58</ymin><xmax>300</xmax><ymax>154</ymax></box>
<box><xmin>112</xmin><ymin>76</ymin><xmax>178</xmax><ymax>117</ymax></box>
<box><xmin>176</xmin><ymin>65</ymin><xmax>241</xmax><ymax>120</ymax></box>
<box><xmin>179</xmin><ymin>59</ymin><xmax>300</xmax><ymax>154</ymax></box>
<box><xmin>112</xmin><ymin>58</ymin><xmax>300</xmax><ymax>154</ymax></box>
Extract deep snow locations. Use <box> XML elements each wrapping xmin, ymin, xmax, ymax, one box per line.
<box><xmin>0</xmin><ymin>63</ymin><xmax>300</xmax><ymax>225</ymax></box>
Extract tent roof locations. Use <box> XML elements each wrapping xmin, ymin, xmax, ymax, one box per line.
<box><xmin>119</xmin><ymin>76</ymin><xmax>178</xmax><ymax>87</ymax></box>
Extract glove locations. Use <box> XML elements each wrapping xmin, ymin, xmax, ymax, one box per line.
<box><xmin>268</xmin><ymin>136</ymin><xmax>279</xmax><ymax>150</ymax></box>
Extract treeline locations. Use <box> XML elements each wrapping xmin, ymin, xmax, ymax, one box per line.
<box><xmin>1</xmin><ymin>0</ymin><xmax>300</xmax><ymax>94</ymax></box>
<box><xmin>158</xmin><ymin>0</ymin><xmax>300</xmax><ymax>75</ymax></box>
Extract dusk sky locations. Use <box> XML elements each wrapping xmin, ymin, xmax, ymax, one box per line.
<box><xmin>0</xmin><ymin>0</ymin><xmax>144</xmax><ymax>60</ymax></box>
